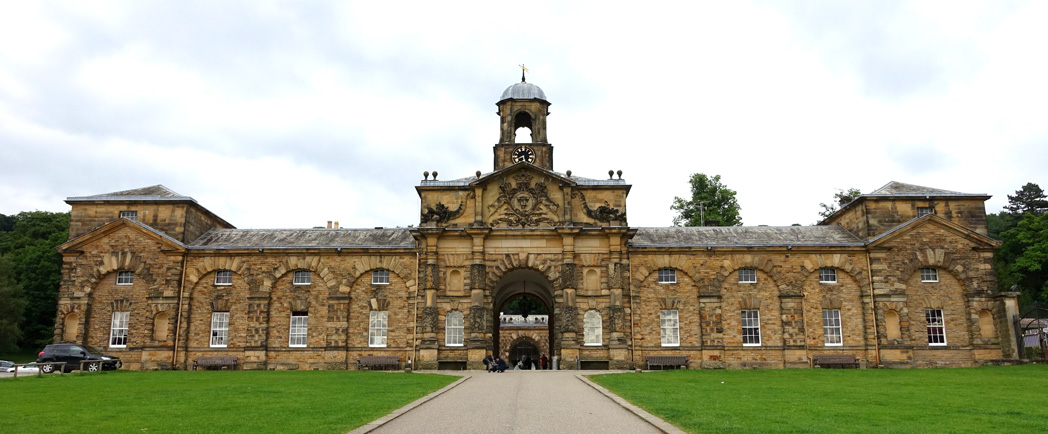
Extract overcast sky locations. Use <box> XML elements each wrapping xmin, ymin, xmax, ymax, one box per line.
<box><xmin>2</xmin><ymin>1</ymin><xmax>1046</xmax><ymax>230</ymax></box>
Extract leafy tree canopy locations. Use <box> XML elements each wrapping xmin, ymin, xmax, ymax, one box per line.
<box><xmin>818</xmin><ymin>188</ymin><xmax>863</xmax><ymax>220</ymax></box>
<box><xmin>1004</xmin><ymin>182</ymin><xmax>1048</xmax><ymax>216</ymax></box>
<box><xmin>0</xmin><ymin>256</ymin><xmax>26</xmax><ymax>353</ymax></box>
<box><xmin>671</xmin><ymin>173</ymin><xmax>742</xmax><ymax>227</ymax></box>
<box><xmin>996</xmin><ymin>212</ymin><xmax>1048</xmax><ymax>305</ymax></box>
<box><xmin>0</xmin><ymin>211</ymin><xmax>70</xmax><ymax>349</ymax></box>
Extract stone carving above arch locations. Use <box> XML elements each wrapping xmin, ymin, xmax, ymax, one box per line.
<box><xmin>970</xmin><ymin>300</ymin><xmax>999</xmax><ymax>312</ymax></box>
<box><xmin>486</xmin><ymin>253</ymin><xmax>560</xmax><ymax>289</ymax></box>
<box><xmin>821</xmin><ymin>295</ymin><xmax>843</xmax><ymax>309</ymax></box>
<box><xmin>708</xmin><ymin>255</ymin><xmax>785</xmax><ymax>293</ymax></box>
<box><xmin>657</xmin><ymin>296</ymin><xmax>680</xmax><ymax>310</ymax></box>
<box><xmin>920</xmin><ymin>296</ymin><xmax>944</xmax><ymax>309</ymax></box>
<box><xmin>630</xmin><ymin>255</ymin><xmax>697</xmax><ymax>288</ymax></box>
<box><xmin>210</xmin><ymin>297</ymin><xmax>231</xmax><ymax>312</ymax></box>
<box><xmin>148</xmin><ymin>303</ymin><xmax>173</xmax><ymax>316</ymax></box>
<box><xmin>799</xmin><ymin>254</ymin><xmax>867</xmax><ymax>285</ymax></box>
<box><xmin>57</xmin><ymin>303</ymin><xmax>85</xmax><ymax>317</ymax></box>
<box><xmin>82</xmin><ymin>251</ymin><xmax>151</xmax><ymax>294</ymax></box>
<box><xmin>185</xmin><ymin>257</ymin><xmax>253</xmax><ymax>289</ymax></box>
<box><xmin>895</xmin><ymin>248</ymin><xmax>976</xmax><ymax>292</ymax></box>
<box><xmin>739</xmin><ymin>294</ymin><xmax>762</xmax><ymax>310</ymax></box>
<box><xmin>369</xmin><ymin>297</ymin><xmax>390</xmax><ymax>311</ymax></box>
<box><xmin>111</xmin><ymin>298</ymin><xmax>132</xmax><ymax>312</ymax></box>
<box><xmin>289</xmin><ymin>297</ymin><xmax>310</xmax><ymax>312</ymax></box>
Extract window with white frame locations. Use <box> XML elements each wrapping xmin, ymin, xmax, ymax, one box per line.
<box><xmin>823</xmin><ymin>309</ymin><xmax>842</xmax><ymax>346</ymax></box>
<box><xmin>445</xmin><ymin>311</ymin><xmax>463</xmax><ymax>346</ymax></box>
<box><xmin>819</xmin><ymin>268</ymin><xmax>837</xmax><ymax>283</ymax></box>
<box><xmin>293</xmin><ymin>270</ymin><xmax>311</xmax><ymax>285</ymax></box>
<box><xmin>289</xmin><ymin>312</ymin><xmax>308</xmax><ymax>347</ymax></box>
<box><xmin>210</xmin><ymin>312</ymin><xmax>229</xmax><ymax>347</ymax></box>
<box><xmin>920</xmin><ymin>267</ymin><xmax>938</xmax><ymax>282</ymax></box>
<box><xmin>369</xmin><ymin>311</ymin><xmax>388</xmax><ymax>347</ymax></box>
<box><xmin>109</xmin><ymin>311</ymin><xmax>129</xmax><ymax>348</ymax></box>
<box><xmin>119</xmin><ymin>210</ymin><xmax>137</xmax><ymax>220</ymax></box>
<box><xmin>214</xmin><ymin>270</ymin><xmax>233</xmax><ymax>286</ymax></box>
<box><xmin>660</xmin><ymin>310</ymin><xmax>679</xmax><ymax>347</ymax></box>
<box><xmin>739</xmin><ymin>268</ymin><xmax>757</xmax><ymax>283</ymax></box>
<box><xmin>917</xmin><ymin>207</ymin><xmax>935</xmax><ymax>217</ymax></box>
<box><xmin>116</xmin><ymin>271</ymin><xmax>134</xmax><ymax>286</ymax></box>
<box><xmin>657</xmin><ymin>268</ymin><xmax>676</xmax><ymax>284</ymax></box>
<box><xmin>372</xmin><ymin>269</ymin><xmax>390</xmax><ymax>285</ymax></box>
<box><xmin>584</xmin><ymin>310</ymin><xmax>602</xmax><ymax>346</ymax></box>
<box><xmin>926</xmin><ymin>309</ymin><xmax>946</xmax><ymax>346</ymax></box>
<box><xmin>742</xmin><ymin>310</ymin><xmax>761</xmax><ymax>346</ymax></box>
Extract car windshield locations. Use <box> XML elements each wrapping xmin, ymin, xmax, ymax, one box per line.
<box><xmin>82</xmin><ymin>346</ymin><xmax>105</xmax><ymax>355</ymax></box>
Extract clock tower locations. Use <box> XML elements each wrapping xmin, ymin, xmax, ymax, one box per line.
<box><xmin>493</xmin><ymin>77</ymin><xmax>553</xmax><ymax>171</ymax></box>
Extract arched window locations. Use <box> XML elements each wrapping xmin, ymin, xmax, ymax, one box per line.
<box><xmin>63</xmin><ymin>312</ymin><xmax>79</xmax><ymax>342</ymax></box>
<box><xmin>978</xmin><ymin>310</ymin><xmax>995</xmax><ymax>339</ymax></box>
<box><xmin>153</xmin><ymin>312</ymin><xmax>170</xmax><ymax>341</ymax></box>
<box><xmin>584</xmin><ymin>310</ymin><xmax>602</xmax><ymax>346</ymax></box>
<box><xmin>446</xmin><ymin>311</ymin><xmax>464</xmax><ymax>346</ymax></box>
<box><xmin>885</xmin><ymin>310</ymin><xmax>901</xmax><ymax>340</ymax></box>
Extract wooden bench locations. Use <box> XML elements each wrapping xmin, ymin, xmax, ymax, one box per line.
<box><xmin>646</xmin><ymin>355</ymin><xmax>688</xmax><ymax>370</ymax></box>
<box><xmin>812</xmin><ymin>354</ymin><xmax>860</xmax><ymax>369</ymax></box>
<box><xmin>193</xmin><ymin>356</ymin><xmax>239</xmax><ymax>370</ymax></box>
<box><xmin>357</xmin><ymin>356</ymin><xmax>400</xmax><ymax>371</ymax></box>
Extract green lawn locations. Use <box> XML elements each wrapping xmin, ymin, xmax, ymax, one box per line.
<box><xmin>590</xmin><ymin>365</ymin><xmax>1048</xmax><ymax>434</ymax></box>
<box><xmin>0</xmin><ymin>370</ymin><xmax>457</xmax><ymax>433</ymax></box>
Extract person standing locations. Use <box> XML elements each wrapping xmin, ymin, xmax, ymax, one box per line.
<box><xmin>540</xmin><ymin>354</ymin><xmax>548</xmax><ymax>370</ymax></box>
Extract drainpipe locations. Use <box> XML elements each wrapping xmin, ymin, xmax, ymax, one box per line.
<box><xmin>628</xmin><ymin>251</ymin><xmax>636</xmax><ymax>369</ymax></box>
<box><xmin>866</xmin><ymin>251</ymin><xmax>881</xmax><ymax>367</ymax></box>
<box><xmin>172</xmin><ymin>253</ymin><xmax>189</xmax><ymax>370</ymax></box>
<box><xmin>412</xmin><ymin>249</ymin><xmax>420</xmax><ymax>370</ymax></box>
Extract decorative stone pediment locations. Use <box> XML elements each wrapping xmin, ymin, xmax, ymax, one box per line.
<box><xmin>488</xmin><ymin>171</ymin><xmax>560</xmax><ymax>228</ymax></box>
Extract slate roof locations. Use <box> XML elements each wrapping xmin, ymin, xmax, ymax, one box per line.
<box><xmin>499</xmin><ymin>82</ymin><xmax>548</xmax><ymax>103</ymax></box>
<box><xmin>868</xmin><ymin>181</ymin><xmax>987</xmax><ymax>197</ymax></box>
<box><xmin>66</xmin><ymin>184</ymin><xmax>196</xmax><ymax>202</ymax></box>
<box><xmin>631</xmin><ymin>226</ymin><xmax>865</xmax><ymax>247</ymax></box>
<box><xmin>189</xmin><ymin>228</ymin><xmax>416</xmax><ymax>249</ymax></box>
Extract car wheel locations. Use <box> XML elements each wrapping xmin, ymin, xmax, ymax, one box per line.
<box><xmin>86</xmin><ymin>362</ymin><xmax>100</xmax><ymax>372</ymax></box>
<box><xmin>40</xmin><ymin>363</ymin><xmax>55</xmax><ymax>374</ymax></box>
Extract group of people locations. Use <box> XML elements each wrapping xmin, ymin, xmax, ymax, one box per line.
<box><xmin>483</xmin><ymin>354</ymin><xmax>551</xmax><ymax>372</ymax></box>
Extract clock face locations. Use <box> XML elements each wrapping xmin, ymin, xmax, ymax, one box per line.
<box><xmin>511</xmin><ymin>146</ymin><xmax>536</xmax><ymax>164</ymax></box>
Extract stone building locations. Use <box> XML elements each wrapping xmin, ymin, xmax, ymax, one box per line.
<box><xmin>54</xmin><ymin>78</ymin><xmax>1022</xmax><ymax>370</ymax></box>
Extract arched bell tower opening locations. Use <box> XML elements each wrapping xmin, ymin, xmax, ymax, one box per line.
<box><xmin>513</xmin><ymin>111</ymin><xmax>534</xmax><ymax>143</ymax></box>
<box><xmin>492</xmin><ymin>269</ymin><xmax>555</xmax><ymax>365</ymax></box>
<box><xmin>494</xmin><ymin>79</ymin><xmax>553</xmax><ymax>170</ymax></box>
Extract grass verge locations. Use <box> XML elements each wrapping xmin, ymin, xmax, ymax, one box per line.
<box><xmin>590</xmin><ymin>365</ymin><xmax>1048</xmax><ymax>434</ymax></box>
<box><xmin>0</xmin><ymin>370</ymin><xmax>457</xmax><ymax>433</ymax></box>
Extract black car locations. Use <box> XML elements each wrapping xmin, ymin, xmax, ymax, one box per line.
<box><xmin>37</xmin><ymin>344</ymin><xmax>122</xmax><ymax>373</ymax></box>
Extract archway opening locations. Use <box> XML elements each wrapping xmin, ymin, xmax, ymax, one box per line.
<box><xmin>513</xmin><ymin>111</ymin><xmax>534</xmax><ymax>143</ymax></box>
<box><xmin>492</xmin><ymin>269</ymin><xmax>555</xmax><ymax>366</ymax></box>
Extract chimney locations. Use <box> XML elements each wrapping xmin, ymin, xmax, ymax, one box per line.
<box><xmin>327</xmin><ymin>221</ymin><xmax>332</xmax><ymax>229</ymax></box>
<box><xmin>334</xmin><ymin>221</ymin><xmax>339</xmax><ymax>229</ymax></box>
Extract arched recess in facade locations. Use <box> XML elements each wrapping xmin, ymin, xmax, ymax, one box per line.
<box><xmin>491</xmin><ymin>269</ymin><xmax>556</xmax><ymax>359</ymax></box>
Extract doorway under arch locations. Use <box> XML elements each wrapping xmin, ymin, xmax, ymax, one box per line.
<box><xmin>492</xmin><ymin>269</ymin><xmax>555</xmax><ymax>363</ymax></box>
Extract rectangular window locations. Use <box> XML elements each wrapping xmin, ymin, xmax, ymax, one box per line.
<box><xmin>823</xmin><ymin>309</ymin><xmax>843</xmax><ymax>346</ymax></box>
<box><xmin>584</xmin><ymin>311</ymin><xmax>603</xmax><ymax>346</ymax></box>
<box><xmin>920</xmin><ymin>268</ymin><xmax>938</xmax><ymax>282</ymax></box>
<box><xmin>293</xmin><ymin>270</ymin><xmax>311</xmax><ymax>285</ymax></box>
<box><xmin>210</xmin><ymin>312</ymin><xmax>229</xmax><ymax>347</ymax></box>
<box><xmin>742</xmin><ymin>310</ymin><xmax>761</xmax><ymax>346</ymax></box>
<box><xmin>926</xmin><ymin>309</ymin><xmax>946</xmax><ymax>346</ymax></box>
<box><xmin>819</xmin><ymin>268</ymin><xmax>837</xmax><ymax>283</ymax></box>
<box><xmin>109</xmin><ymin>311</ymin><xmax>129</xmax><ymax>348</ymax></box>
<box><xmin>372</xmin><ymin>269</ymin><xmax>390</xmax><ymax>285</ymax></box>
<box><xmin>660</xmin><ymin>310</ymin><xmax>679</xmax><ymax>347</ymax></box>
<box><xmin>369</xmin><ymin>311</ymin><xmax>388</xmax><ymax>347</ymax></box>
<box><xmin>657</xmin><ymin>268</ymin><xmax>676</xmax><ymax>284</ymax></box>
<box><xmin>917</xmin><ymin>207</ymin><xmax>934</xmax><ymax>217</ymax></box>
<box><xmin>116</xmin><ymin>271</ymin><xmax>134</xmax><ymax>286</ymax></box>
<box><xmin>289</xmin><ymin>312</ymin><xmax>308</xmax><ymax>347</ymax></box>
<box><xmin>445</xmin><ymin>311</ymin><xmax>463</xmax><ymax>346</ymax></box>
<box><xmin>739</xmin><ymin>268</ymin><xmax>757</xmax><ymax>283</ymax></box>
<box><xmin>214</xmin><ymin>270</ymin><xmax>233</xmax><ymax>286</ymax></box>
<box><xmin>119</xmin><ymin>211</ymin><xmax>137</xmax><ymax>220</ymax></box>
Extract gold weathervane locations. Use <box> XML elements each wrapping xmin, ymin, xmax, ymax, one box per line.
<box><xmin>519</xmin><ymin>64</ymin><xmax>528</xmax><ymax>82</ymax></box>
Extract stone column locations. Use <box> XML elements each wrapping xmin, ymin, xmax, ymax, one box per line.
<box><xmin>245</xmin><ymin>294</ymin><xmax>269</xmax><ymax>370</ymax></box>
<box><xmin>465</xmin><ymin>228</ymin><xmax>490</xmax><ymax>369</ymax></box>
<box><xmin>416</xmin><ymin>228</ymin><xmax>443</xmax><ymax>370</ymax></box>
<box><xmin>779</xmin><ymin>292</ymin><xmax>807</xmax><ymax>369</ymax></box>
<box><xmin>998</xmin><ymin>291</ymin><xmax>1022</xmax><ymax>359</ymax></box>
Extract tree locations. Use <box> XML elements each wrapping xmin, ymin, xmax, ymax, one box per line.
<box><xmin>996</xmin><ymin>212</ymin><xmax>1048</xmax><ymax>305</ymax></box>
<box><xmin>818</xmin><ymin>188</ymin><xmax>863</xmax><ymax>220</ymax></box>
<box><xmin>0</xmin><ymin>256</ymin><xmax>26</xmax><ymax>352</ymax></box>
<box><xmin>0</xmin><ymin>211</ymin><xmax>69</xmax><ymax>349</ymax></box>
<box><xmin>1004</xmin><ymin>182</ymin><xmax>1048</xmax><ymax>216</ymax></box>
<box><xmin>671</xmin><ymin>173</ymin><xmax>742</xmax><ymax>226</ymax></box>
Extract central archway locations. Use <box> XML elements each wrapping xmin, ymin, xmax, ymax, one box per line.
<box><xmin>492</xmin><ymin>269</ymin><xmax>555</xmax><ymax>365</ymax></box>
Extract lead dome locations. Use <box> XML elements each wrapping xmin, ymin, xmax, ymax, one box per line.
<box><xmin>499</xmin><ymin>82</ymin><xmax>547</xmax><ymax>103</ymax></box>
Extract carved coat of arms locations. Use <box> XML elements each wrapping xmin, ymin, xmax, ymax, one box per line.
<box><xmin>488</xmin><ymin>172</ymin><xmax>560</xmax><ymax>227</ymax></box>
